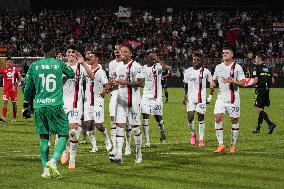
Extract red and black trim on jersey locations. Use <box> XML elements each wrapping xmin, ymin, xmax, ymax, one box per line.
<box><xmin>90</xmin><ymin>67</ymin><xmax>100</xmax><ymax>106</ymax></box>
<box><xmin>73</xmin><ymin>64</ymin><xmax>81</xmax><ymax>108</ymax></box>
<box><xmin>229</xmin><ymin>63</ymin><xmax>236</xmax><ymax>104</ymax></box>
<box><xmin>152</xmin><ymin>64</ymin><xmax>158</xmax><ymax>99</ymax></box>
<box><xmin>198</xmin><ymin>67</ymin><xmax>204</xmax><ymax>103</ymax></box>
<box><xmin>126</xmin><ymin>61</ymin><xmax>134</xmax><ymax>107</ymax></box>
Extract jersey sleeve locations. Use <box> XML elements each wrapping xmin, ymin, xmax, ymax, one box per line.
<box><xmin>205</xmin><ymin>68</ymin><xmax>213</xmax><ymax>83</ymax></box>
<box><xmin>100</xmin><ymin>70</ymin><xmax>108</xmax><ymax>85</ymax></box>
<box><xmin>183</xmin><ymin>69</ymin><xmax>188</xmax><ymax>83</ymax></box>
<box><xmin>212</xmin><ymin>65</ymin><xmax>219</xmax><ymax>80</ymax></box>
<box><xmin>61</xmin><ymin>61</ymin><xmax>75</xmax><ymax>79</ymax></box>
<box><xmin>236</xmin><ymin>64</ymin><xmax>245</xmax><ymax>81</ymax></box>
<box><xmin>0</xmin><ymin>68</ymin><xmax>4</xmax><ymax>74</ymax></box>
<box><xmin>135</xmin><ymin>63</ymin><xmax>144</xmax><ymax>79</ymax></box>
<box><xmin>24</xmin><ymin>65</ymin><xmax>34</xmax><ymax>102</ymax></box>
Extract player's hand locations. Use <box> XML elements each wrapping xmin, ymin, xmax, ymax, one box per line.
<box><xmin>210</xmin><ymin>81</ymin><xmax>216</xmax><ymax>88</ymax></box>
<box><xmin>115</xmin><ymin>79</ymin><xmax>129</xmax><ymax>86</ymax></box>
<box><xmin>223</xmin><ymin>77</ymin><xmax>235</xmax><ymax>84</ymax></box>
<box><xmin>99</xmin><ymin>91</ymin><xmax>106</xmax><ymax>98</ymax></box>
<box><xmin>183</xmin><ymin>95</ymin><xmax>188</xmax><ymax>105</ymax></box>
<box><xmin>75</xmin><ymin>51</ymin><xmax>85</xmax><ymax>64</ymax></box>
<box><xmin>206</xmin><ymin>95</ymin><xmax>213</xmax><ymax>104</ymax></box>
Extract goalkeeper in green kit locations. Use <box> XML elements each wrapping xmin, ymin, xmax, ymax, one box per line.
<box><xmin>23</xmin><ymin>44</ymin><xmax>75</xmax><ymax>179</ymax></box>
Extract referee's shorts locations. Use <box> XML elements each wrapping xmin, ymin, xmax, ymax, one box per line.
<box><xmin>254</xmin><ymin>88</ymin><xmax>270</xmax><ymax>108</ymax></box>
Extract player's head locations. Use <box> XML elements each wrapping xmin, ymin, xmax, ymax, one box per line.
<box><xmin>120</xmin><ymin>46</ymin><xmax>132</xmax><ymax>63</ymax></box>
<box><xmin>5</xmin><ymin>57</ymin><xmax>13</xmax><ymax>68</ymax></box>
<box><xmin>144</xmin><ymin>52</ymin><xmax>156</xmax><ymax>66</ymax></box>
<box><xmin>66</xmin><ymin>44</ymin><xmax>77</xmax><ymax>62</ymax></box>
<box><xmin>255</xmin><ymin>54</ymin><xmax>265</xmax><ymax>65</ymax></box>
<box><xmin>114</xmin><ymin>44</ymin><xmax>122</xmax><ymax>60</ymax></box>
<box><xmin>43</xmin><ymin>43</ymin><xmax>55</xmax><ymax>57</ymax></box>
<box><xmin>192</xmin><ymin>53</ymin><xmax>204</xmax><ymax>68</ymax></box>
<box><xmin>222</xmin><ymin>47</ymin><xmax>234</xmax><ymax>62</ymax></box>
<box><xmin>85</xmin><ymin>50</ymin><xmax>99</xmax><ymax>65</ymax></box>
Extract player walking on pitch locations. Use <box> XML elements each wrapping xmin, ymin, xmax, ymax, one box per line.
<box><xmin>23</xmin><ymin>44</ymin><xmax>75</xmax><ymax>178</ymax></box>
<box><xmin>211</xmin><ymin>47</ymin><xmax>245</xmax><ymax>153</ymax></box>
<box><xmin>183</xmin><ymin>53</ymin><xmax>214</xmax><ymax>147</ymax></box>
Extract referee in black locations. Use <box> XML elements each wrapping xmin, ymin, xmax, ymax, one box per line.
<box><xmin>252</xmin><ymin>54</ymin><xmax>276</xmax><ymax>134</ymax></box>
<box><xmin>162</xmin><ymin>66</ymin><xmax>171</xmax><ymax>103</ymax></box>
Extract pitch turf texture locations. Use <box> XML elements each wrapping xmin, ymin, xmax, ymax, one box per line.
<box><xmin>0</xmin><ymin>88</ymin><xmax>283</xmax><ymax>189</ymax></box>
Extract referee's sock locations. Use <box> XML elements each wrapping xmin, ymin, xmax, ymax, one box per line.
<box><xmin>260</xmin><ymin>111</ymin><xmax>273</xmax><ymax>126</ymax></box>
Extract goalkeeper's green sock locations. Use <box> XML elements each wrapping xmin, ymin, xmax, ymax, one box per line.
<box><xmin>51</xmin><ymin>137</ymin><xmax>67</xmax><ymax>162</ymax></box>
<box><xmin>40</xmin><ymin>138</ymin><xmax>49</xmax><ymax>167</ymax></box>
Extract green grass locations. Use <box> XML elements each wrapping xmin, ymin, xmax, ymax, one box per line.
<box><xmin>0</xmin><ymin>88</ymin><xmax>283</xmax><ymax>189</ymax></box>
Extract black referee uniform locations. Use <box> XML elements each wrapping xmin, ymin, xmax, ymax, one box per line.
<box><xmin>252</xmin><ymin>63</ymin><xmax>276</xmax><ymax>134</ymax></box>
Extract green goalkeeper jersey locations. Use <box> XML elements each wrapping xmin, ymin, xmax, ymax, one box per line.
<box><xmin>24</xmin><ymin>58</ymin><xmax>75</xmax><ymax>109</ymax></box>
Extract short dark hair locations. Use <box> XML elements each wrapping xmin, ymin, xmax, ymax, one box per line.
<box><xmin>192</xmin><ymin>52</ymin><xmax>204</xmax><ymax>60</ymax></box>
<box><xmin>256</xmin><ymin>54</ymin><xmax>266</xmax><ymax>61</ymax></box>
<box><xmin>5</xmin><ymin>57</ymin><xmax>12</xmax><ymax>61</ymax></box>
<box><xmin>222</xmin><ymin>47</ymin><xmax>234</xmax><ymax>53</ymax></box>
<box><xmin>67</xmin><ymin>44</ymin><xmax>77</xmax><ymax>51</ymax></box>
<box><xmin>42</xmin><ymin>43</ymin><xmax>54</xmax><ymax>54</ymax></box>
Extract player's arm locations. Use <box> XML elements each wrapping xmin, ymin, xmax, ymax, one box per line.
<box><xmin>223</xmin><ymin>65</ymin><xmax>246</xmax><ymax>87</ymax></box>
<box><xmin>149</xmin><ymin>53</ymin><xmax>167</xmax><ymax>68</ymax></box>
<box><xmin>61</xmin><ymin>61</ymin><xmax>75</xmax><ymax>79</ymax></box>
<box><xmin>183</xmin><ymin>83</ymin><xmax>188</xmax><ymax>105</ymax></box>
<box><xmin>23</xmin><ymin>66</ymin><xmax>34</xmax><ymax>108</ymax></box>
<box><xmin>206</xmin><ymin>70</ymin><xmax>214</xmax><ymax>104</ymax></box>
<box><xmin>100</xmin><ymin>71</ymin><xmax>111</xmax><ymax>97</ymax></box>
<box><xmin>15</xmin><ymin>68</ymin><xmax>23</xmax><ymax>86</ymax></box>
<box><xmin>75</xmin><ymin>51</ymin><xmax>95</xmax><ymax>80</ymax></box>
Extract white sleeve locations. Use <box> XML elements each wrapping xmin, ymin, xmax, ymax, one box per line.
<box><xmin>100</xmin><ymin>70</ymin><xmax>108</xmax><ymax>85</ymax></box>
<box><xmin>205</xmin><ymin>69</ymin><xmax>212</xmax><ymax>83</ymax></box>
<box><xmin>135</xmin><ymin>63</ymin><xmax>144</xmax><ymax>79</ymax></box>
<box><xmin>236</xmin><ymin>64</ymin><xmax>245</xmax><ymax>81</ymax></box>
<box><xmin>183</xmin><ymin>69</ymin><xmax>188</xmax><ymax>83</ymax></box>
<box><xmin>212</xmin><ymin>65</ymin><xmax>218</xmax><ymax>80</ymax></box>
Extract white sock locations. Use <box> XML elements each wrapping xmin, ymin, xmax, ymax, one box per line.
<box><xmin>158</xmin><ymin>120</ymin><xmax>165</xmax><ymax>132</ymax></box>
<box><xmin>110</xmin><ymin>122</ymin><xmax>117</xmax><ymax>150</ymax></box>
<box><xmin>142</xmin><ymin>119</ymin><xmax>150</xmax><ymax>144</ymax></box>
<box><xmin>89</xmin><ymin>130</ymin><xmax>97</xmax><ymax>148</ymax></box>
<box><xmin>188</xmin><ymin>121</ymin><xmax>195</xmax><ymax>136</ymax></box>
<box><xmin>133</xmin><ymin>127</ymin><xmax>142</xmax><ymax>156</ymax></box>
<box><xmin>215</xmin><ymin>122</ymin><xmax>223</xmax><ymax>145</ymax></box>
<box><xmin>125</xmin><ymin>124</ymin><xmax>132</xmax><ymax>147</ymax></box>
<box><xmin>116</xmin><ymin>127</ymin><xmax>124</xmax><ymax>159</ymax></box>
<box><xmin>199</xmin><ymin>121</ymin><xmax>205</xmax><ymax>140</ymax></box>
<box><xmin>69</xmin><ymin>142</ymin><xmax>77</xmax><ymax>164</ymax></box>
<box><xmin>231</xmin><ymin>123</ymin><xmax>239</xmax><ymax>146</ymax></box>
<box><xmin>101</xmin><ymin>127</ymin><xmax>110</xmax><ymax>141</ymax></box>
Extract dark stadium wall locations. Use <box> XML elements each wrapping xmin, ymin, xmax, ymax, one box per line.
<box><xmin>0</xmin><ymin>0</ymin><xmax>30</xmax><ymax>10</ymax></box>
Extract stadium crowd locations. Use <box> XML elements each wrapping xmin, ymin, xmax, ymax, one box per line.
<box><xmin>0</xmin><ymin>9</ymin><xmax>283</xmax><ymax>63</ymax></box>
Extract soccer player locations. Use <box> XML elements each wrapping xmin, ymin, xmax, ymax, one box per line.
<box><xmin>23</xmin><ymin>44</ymin><xmax>75</xmax><ymax>178</ymax></box>
<box><xmin>0</xmin><ymin>57</ymin><xmax>22</xmax><ymax>122</ymax></box>
<box><xmin>108</xmin><ymin>44</ymin><xmax>123</xmax><ymax>155</ymax></box>
<box><xmin>183</xmin><ymin>53</ymin><xmax>214</xmax><ymax>147</ymax></box>
<box><xmin>60</xmin><ymin>45</ymin><xmax>95</xmax><ymax>170</ymax></box>
<box><xmin>109</xmin><ymin>46</ymin><xmax>144</xmax><ymax>164</ymax></box>
<box><xmin>83</xmin><ymin>50</ymin><xmax>112</xmax><ymax>152</ymax></box>
<box><xmin>211</xmin><ymin>47</ymin><xmax>245</xmax><ymax>153</ymax></box>
<box><xmin>141</xmin><ymin>52</ymin><xmax>167</xmax><ymax>147</ymax></box>
<box><xmin>161</xmin><ymin>65</ymin><xmax>170</xmax><ymax>103</ymax></box>
<box><xmin>252</xmin><ymin>54</ymin><xmax>276</xmax><ymax>134</ymax></box>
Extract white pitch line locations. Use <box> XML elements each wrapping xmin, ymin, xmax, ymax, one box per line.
<box><xmin>158</xmin><ymin>151</ymin><xmax>284</xmax><ymax>155</ymax></box>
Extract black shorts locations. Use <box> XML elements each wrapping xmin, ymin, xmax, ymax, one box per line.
<box><xmin>161</xmin><ymin>80</ymin><xmax>168</xmax><ymax>88</ymax></box>
<box><xmin>254</xmin><ymin>88</ymin><xmax>270</xmax><ymax>108</ymax></box>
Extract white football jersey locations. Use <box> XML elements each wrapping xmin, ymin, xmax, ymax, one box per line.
<box><xmin>183</xmin><ymin>67</ymin><xmax>212</xmax><ymax>103</ymax></box>
<box><xmin>109</xmin><ymin>59</ymin><xmax>123</xmax><ymax>79</ymax></box>
<box><xmin>63</xmin><ymin>63</ymin><xmax>86</xmax><ymax>109</ymax></box>
<box><xmin>116</xmin><ymin>60</ymin><xmax>144</xmax><ymax>108</ymax></box>
<box><xmin>142</xmin><ymin>63</ymin><xmax>163</xmax><ymax>101</ymax></box>
<box><xmin>213</xmin><ymin>62</ymin><xmax>245</xmax><ymax>103</ymax></box>
<box><xmin>85</xmin><ymin>67</ymin><xmax>108</xmax><ymax>106</ymax></box>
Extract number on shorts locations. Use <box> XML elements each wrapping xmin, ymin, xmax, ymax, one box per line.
<box><xmin>155</xmin><ymin>105</ymin><xmax>162</xmax><ymax>111</ymax></box>
<box><xmin>70</xmin><ymin>110</ymin><xmax>79</xmax><ymax>118</ymax></box>
<box><xmin>39</xmin><ymin>74</ymin><xmax>57</xmax><ymax>92</ymax></box>
<box><xmin>131</xmin><ymin>113</ymin><xmax>137</xmax><ymax>120</ymax></box>
<box><xmin>232</xmin><ymin>107</ymin><xmax>240</xmax><ymax>112</ymax></box>
<box><xmin>95</xmin><ymin>111</ymin><xmax>101</xmax><ymax>118</ymax></box>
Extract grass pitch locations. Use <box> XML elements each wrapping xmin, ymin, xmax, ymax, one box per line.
<box><xmin>0</xmin><ymin>88</ymin><xmax>283</xmax><ymax>189</ymax></box>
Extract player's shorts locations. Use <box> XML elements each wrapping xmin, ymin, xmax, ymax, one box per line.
<box><xmin>141</xmin><ymin>97</ymin><xmax>163</xmax><ymax>116</ymax></box>
<box><xmin>93</xmin><ymin>98</ymin><xmax>104</xmax><ymax>124</ymax></box>
<box><xmin>64</xmin><ymin>106</ymin><xmax>83</xmax><ymax>125</ymax></box>
<box><xmin>3</xmin><ymin>90</ymin><xmax>17</xmax><ymax>102</ymax></box>
<box><xmin>84</xmin><ymin>104</ymin><xmax>94</xmax><ymax>121</ymax></box>
<box><xmin>214</xmin><ymin>98</ymin><xmax>240</xmax><ymax>118</ymax></box>
<box><xmin>109</xmin><ymin>90</ymin><xmax>118</xmax><ymax>117</ymax></box>
<box><xmin>161</xmin><ymin>80</ymin><xmax>168</xmax><ymax>88</ymax></box>
<box><xmin>186</xmin><ymin>101</ymin><xmax>206</xmax><ymax>114</ymax></box>
<box><xmin>34</xmin><ymin>106</ymin><xmax>69</xmax><ymax>136</ymax></box>
<box><xmin>254</xmin><ymin>88</ymin><xmax>270</xmax><ymax>108</ymax></box>
<box><xmin>115</xmin><ymin>101</ymin><xmax>141</xmax><ymax>126</ymax></box>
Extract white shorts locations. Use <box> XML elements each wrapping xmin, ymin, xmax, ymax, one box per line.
<box><xmin>109</xmin><ymin>90</ymin><xmax>118</xmax><ymax>117</ymax></box>
<box><xmin>93</xmin><ymin>103</ymin><xmax>104</xmax><ymax>124</ymax></box>
<box><xmin>84</xmin><ymin>104</ymin><xmax>94</xmax><ymax>121</ymax></box>
<box><xmin>64</xmin><ymin>107</ymin><xmax>83</xmax><ymax>125</ymax></box>
<box><xmin>214</xmin><ymin>98</ymin><xmax>240</xmax><ymax>118</ymax></box>
<box><xmin>186</xmin><ymin>101</ymin><xmax>206</xmax><ymax>114</ymax></box>
<box><xmin>115</xmin><ymin>102</ymin><xmax>141</xmax><ymax>126</ymax></box>
<box><xmin>141</xmin><ymin>97</ymin><xmax>163</xmax><ymax>116</ymax></box>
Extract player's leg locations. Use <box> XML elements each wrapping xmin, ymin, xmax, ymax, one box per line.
<box><xmin>229</xmin><ymin>117</ymin><xmax>239</xmax><ymax>153</ymax></box>
<box><xmin>68</xmin><ymin>122</ymin><xmax>79</xmax><ymax>170</ymax></box>
<box><xmin>164</xmin><ymin>87</ymin><xmax>169</xmax><ymax>103</ymax></box>
<box><xmin>125</xmin><ymin>121</ymin><xmax>132</xmax><ymax>155</ymax></box>
<box><xmin>213</xmin><ymin>99</ymin><xmax>225</xmax><ymax>153</ymax></box>
<box><xmin>154</xmin><ymin>115</ymin><xmax>166</xmax><ymax>143</ymax></box>
<box><xmin>197</xmin><ymin>113</ymin><xmax>205</xmax><ymax>147</ymax></box>
<box><xmin>109</xmin><ymin>93</ymin><xmax>118</xmax><ymax>154</ymax></box>
<box><xmin>80</xmin><ymin>120</ymin><xmax>87</xmax><ymax>144</ymax></box>
<box><xmin>85</xmin><ymin>120</ymin><xmax>98</xmax><ymax>152</ymax></box>
<box><xmin>187</xmin><ymin>110</ymin><xmax>196</xmax><ymax>145</ymax></box>
<box><xmin>142</xmin><ymin>113</ymin><xmax>150</xmax><ymax>147</ymax></box>
<box><xmin>1</xmin><ymin>92</ymin><xmax>9</xmax><ymax>121</ymax></box>
<box><xmin>109</xmin><ymin>103</ymin><xmax>126</xmax><ymax>163</ymax></box>
<box><xmin>39</xmin><ymin>134</ymin><xmax>50</xmax><ymax>178</ymax></box>
<box><xmin>130</xmin><ymin>108</ymin><xmax>142</xmax><ymax>163</ymax></box>
<box><xmin>11</xmin><ymin>90</ymin><xmax>18</xmax><ymax>121</ymax></box>
<box><xmin>95</xmin><ymin>123</ymin><xmax>112</xmax><ymax>152</ymax></box>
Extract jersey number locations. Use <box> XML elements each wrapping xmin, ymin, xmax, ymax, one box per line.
<box><xmin>39</xmin><ymin>74</ymin><xmax>56</xmax><ymax>92</ymax></box>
